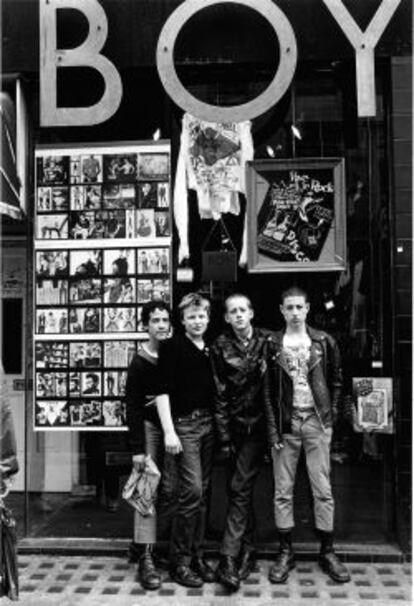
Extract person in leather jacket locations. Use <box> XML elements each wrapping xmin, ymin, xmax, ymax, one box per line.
<box><xmin>263</xmin><ymin>286</ymin><xmax>350</xmax><ymax>585</ymax></box>
<box><xmin>211</xmin><ymin>293</ymin><xmax>274</xmax><ymax>591</ymax></box>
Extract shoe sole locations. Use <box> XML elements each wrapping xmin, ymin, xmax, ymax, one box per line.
<box><xmin>217</xmin><ymin>574</ymin><xmax>240</xmax><ymax>592</ymax></box>
<box><xmin>268</xmin><ymin>560</ymin><xmax>296</xmax><ymax>584</ymax></box>
<box><xmin>318</xmin><ymin>561</ymin><xmax>350</xmax><ymax>583</ymax></box>
<box><xmin>141</xmin><ymin>581</ymin><xmax>161</xmax><ymax>591</ymax></box>
<box><xmin>170</xmin><ymin>573</ymin><xmax>203</xmax><ymax>588</ymax></box>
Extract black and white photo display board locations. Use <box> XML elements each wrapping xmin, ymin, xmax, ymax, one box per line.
<box><xmin>34</xmin><ymin>142</ymin><xmax>172</xmax><ymax>430</ymax></box>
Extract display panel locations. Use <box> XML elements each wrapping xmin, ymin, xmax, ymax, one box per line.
<box><xmin>246</xmin><ymin>158</ymin><xmax>346</xmax><ymax>272</ymax></box>
<box><xmin>34</xmin><ymin>142</ymin><xmax>172</xmax><ymax>430</ymax></box>
<box><xmin>352</xmin><ymin>377</ymin><xmax>394</xmax><ymax>434</ymax></box>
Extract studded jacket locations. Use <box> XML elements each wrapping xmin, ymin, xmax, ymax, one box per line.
<box><xmin>263</xmin><ymin>326</ymin><xmax>343</xmax><ymax>446</ymax></box>
<box><xmin>210</xmin><ymin>327</ymin><xmax>275</xmax><ymax>445</ymax></box>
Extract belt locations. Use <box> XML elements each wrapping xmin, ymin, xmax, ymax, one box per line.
<box><xmin>292</xmin><ymin>407</ymin><xmax>315</xmax><ymax>416</ymax></box>
<box><xmin>233</xmin><ymin>415</ymin><xmax>263</xmax><ymax>435</ymax></box>
<box><xmin>293</xmin><ymin>407</ymin><xmax>314</xmax><ymax>412</ymax></box>
<box><xmin>174</xmin><ymin>408</ymin><xmax>211</xmax><ymax>423</ymax></box>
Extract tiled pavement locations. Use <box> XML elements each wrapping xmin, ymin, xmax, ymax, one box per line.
<box><xmin>13</xmin><ymin>555</ymin><xmax>412</xmax><ymax>606</ymax></box>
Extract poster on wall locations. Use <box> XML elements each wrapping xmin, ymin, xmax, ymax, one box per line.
<box><xmin>246</xmin><ymin>158</ymin><xmax>346</xmax><ymax>272</ymax></box>
<box><xmin>34</xmin><ymin>142</ymin><xmax>172</xmax><ymax>431</ymax></box>
<box><xmin>352</xmin><ymin>377</ymin><xmax>394</xmax><ymax>434</ymax></box>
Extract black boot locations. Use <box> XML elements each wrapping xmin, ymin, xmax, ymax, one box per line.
<box><xmin>317</xmin><ymin>530</ymin><xmax>350</xmax><ymax>583</ymax></box>
<box><xmin>238</xmin><ymin>549</ymin><xmax>257</xmax><ymax>581</ymax></box>
<box><xmin>170</xmin><ymin>562</ymin><xmax>203</xmax><ymax>588</ymax></box>
<box><xmin>217</xmin><ymin>555</ymin><xmax>240</xmax><ymax>591</ymax></box>
<box><xmin>138</xmin><ymin>544</ymin><xmax>162</xmax><ymax>590</ymax></box>
<box><xmin>128</xmin><ymin>541</ymin><xmax>140</xmax><ymax>563</ymax></box>
<box><xmin>268</xmin><ymin>530</ymin><xmax>295</xmax><ymax>583</ymax></box>
<box><xmin>191</xmin><ymin>556</ymin><xmax>216</xmax><ymax>583</ymax></box>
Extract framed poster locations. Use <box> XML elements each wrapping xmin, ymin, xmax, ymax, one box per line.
<box><xmin>246</xmin><ymin>158</ymin><xmax>346</xmax><ymax>272</ymax></box>
<box><xmin>352</xmin><ymin>377</ymin><xmax>394</xmax><ymax>434</ymax></box>
<box><xmin>34</xmin><ymin>141</ymin><xmax>172</xmax><ymax>431</ymax></box>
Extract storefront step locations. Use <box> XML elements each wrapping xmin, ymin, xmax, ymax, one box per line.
<box><xmin>17</xmin><ymin>538</ymin><xmax>409</xmax><ymax>563</ymax></box>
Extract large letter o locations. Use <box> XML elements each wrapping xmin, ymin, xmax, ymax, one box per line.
<box><xmin>156</xmin><ymin>0</ymin><xmax>297</xmax><ymax>122</ymax></box>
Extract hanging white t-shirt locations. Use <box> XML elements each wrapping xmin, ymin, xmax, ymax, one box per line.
<box><xmin>174</xmin><ymin>113</ymin><xmax>254</xmax><ymax>264</ymax></box>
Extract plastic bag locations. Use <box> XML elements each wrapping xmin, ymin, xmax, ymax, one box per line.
<box><xmin>122</xmin><ymin>455</ymin><xmax>161</xmax><ymax>516</ymax></box>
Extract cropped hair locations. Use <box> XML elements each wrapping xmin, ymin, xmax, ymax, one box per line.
<box><xmin>280</xmin><ymin>286</ymin><xmax>309</xmax><ymax>304</ymax></box>
<box><xmin>225</xmin><ymin>293</ymin><xmax>253</xmax><ymax>311</ymax></box>
<box><xmin>141</xmin><ymin>300</ymin><xmax>172</xmax><ymax>326</ymax></box>
<box><xmin>178</xmin><ymin>292</ymin><xmax>210</xmax><ymax>319</ymax></box>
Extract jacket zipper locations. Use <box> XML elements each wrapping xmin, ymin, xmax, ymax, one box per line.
<box><xmin>309</xmin><ymin>343</ymin><xmax>327</xmax><ymax>431</ymax></box>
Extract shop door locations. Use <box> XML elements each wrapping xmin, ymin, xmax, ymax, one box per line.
<box><xmin>2</xmin><ymin>244</ymin><xmax>26</xmax><ymax>491</ymax></box>
<box><xmin>2</xmin><ymin>243</ymin><xmax>73</xmax><ymax>496</ymax></box>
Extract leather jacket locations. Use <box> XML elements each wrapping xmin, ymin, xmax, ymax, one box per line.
<box><xmin>211</xmin><ymin>327</ymin><xmax>274</xmax><ymax>444</ymax></box>
<box><xmin>263</xmin><ymin>326</ymin><xmax>343</xmax><ymax>446</ymax></box>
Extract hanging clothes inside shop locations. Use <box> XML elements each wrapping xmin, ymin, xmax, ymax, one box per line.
<box><xmin>173</xmin><ymin>113</ymin><xmax>254</xmax><ymax>266</ymax></box>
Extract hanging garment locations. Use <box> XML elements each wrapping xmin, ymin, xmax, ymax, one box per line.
<box><xmin>174</xmin><ymin>113</ymin><xmax>254</xmax><ymax>265</ymax></box>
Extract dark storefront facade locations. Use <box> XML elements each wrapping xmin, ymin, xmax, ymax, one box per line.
<box><xmin>1</xmin><ymin>0</ymin><xmax>411</xmax><ymax>556</ymax></box>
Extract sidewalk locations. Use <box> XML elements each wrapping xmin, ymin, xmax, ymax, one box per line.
<box><xmin>13</xmin><ymin>554</ymin><xmax>412</xmax><ymax>606</ymax></box>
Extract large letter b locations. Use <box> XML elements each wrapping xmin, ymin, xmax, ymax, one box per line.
<box><xmin>40</xmin><ymin>0</ymin><xmax>122</xmax><ymax>126</ymax></box>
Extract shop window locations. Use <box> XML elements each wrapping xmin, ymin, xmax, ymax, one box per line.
<box><xmin>2</xmin><ymin>298</ymin><xmax>23</xmax><ymax>374</ymax></box>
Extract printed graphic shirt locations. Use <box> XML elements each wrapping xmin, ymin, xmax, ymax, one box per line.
<box><xmin>281</xmin><ymin>342</ymin><xmax>315</xmax><ymax>410</ymax></box>
<box><xmin>174</xmin><ymin>113</ymin><xmax>254</xmax><ymax>264</ymax></box>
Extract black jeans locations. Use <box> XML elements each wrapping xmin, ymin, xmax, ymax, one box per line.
<box><xmin>221</xmin><ymin>423</ymin><xmax>266</xmax><ymax>558</ymax></box>
<box><xmin>170</xmin><ymin>410</ymin><xmax>214</xmax><ymax>565</ymax></box>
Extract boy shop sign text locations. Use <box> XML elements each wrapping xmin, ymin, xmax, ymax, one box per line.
<box><xmin>40</xmin><ymin>0</ymin><xmax>401</xmax><ymax>126</ymax></box>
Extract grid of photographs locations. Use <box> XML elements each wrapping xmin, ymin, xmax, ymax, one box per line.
<box><xmin>36</xmin><ymin>150</ymin><xmax>171</xmax><ymax>241</ymax></box>
<box><xmin>35</xmin><ymin>247</ymin><xmax>170</xmax><ymax>334</ymax></box>
<box><xmin>34</xmin><ymin>144</ymin><xmax>172</xmax><ymax>431</ymax></box>
<box><xmin>34</xmin><ymin>340</ymin><xmax>138</xmax><ymax>428</ymax></box>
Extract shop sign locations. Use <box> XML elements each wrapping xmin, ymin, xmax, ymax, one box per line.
<box><xmin>202</xmin><ymin>251</ymin><xmax>238</xmax><ymax>282</ymax></box>
<box><xmin>40</xmin><ymin>0</ymin><xmax>402</xmax><ymax>126</ymax></box>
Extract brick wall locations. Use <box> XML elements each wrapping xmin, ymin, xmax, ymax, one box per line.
<box><xmin>391</xmin><ymin>56</ymin><xmax>412</xmax><ymax>554</ymax></box>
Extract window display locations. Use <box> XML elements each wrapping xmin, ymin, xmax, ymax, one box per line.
<box><xmin>34</xmin><ymin>142</ymin><xmax>172</xmax><ymax>430</ymax></box>
<box><xmin>246</xmin><ymin>158</ymin><xmax>346</xmax><ymax>272</ymax></box>
<box><xmin>353</xmin><ymin>377</ymin><xmax>394</xmax><ymax>434</ymax></box>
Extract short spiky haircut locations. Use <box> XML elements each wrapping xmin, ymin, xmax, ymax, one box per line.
<box><xmin>141</xmin><ymin>300</ymin><xmax>172</xmax><ymax>327</ymax></box>
<box><xmin>280</xmin><ymin>286</ymin><xmax>309</xmax><ymax>304</ymax></box>
<box><xmin>178</xmin><ymin>292</ymin><xmax>210</xmax><ymax>320</ymax></box>
<box><xmin>225</xmin><ymin>293</ymin><xmax>253</xmax><ymax>311</ymax></box>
